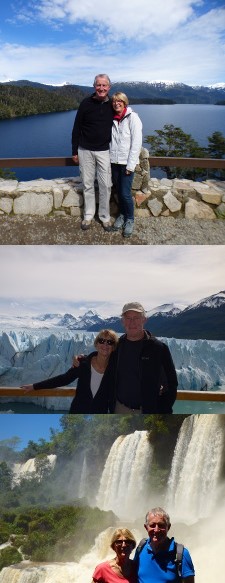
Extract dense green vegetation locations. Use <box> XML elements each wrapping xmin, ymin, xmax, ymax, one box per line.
<box><xmin>145</xmin><ymin>124</ymin><xmax>225</xmax><ymax>180</ymax></box>
<box><xmin>0</xmin><ymin>84</ymin><xmax>85</xmax><ymax>119</ymax></box>
<box><xmin>0</xmin><ymin>414</ymin><xmax>187</xmax><ymax>569</ymax></box>
<box><xmin>0</xmin><ymin>505</ymin><xmax>116</xmax><ymax>566</ymax></box>
<box><xmin>0</xmin><ymin>169</ymin><xmax>16</xmax><ymax>179</ymax></box>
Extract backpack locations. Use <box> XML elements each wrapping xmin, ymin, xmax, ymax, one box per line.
<box><xmin>136</xmin><ymin>538</ymin><xmax>184</xmax><ymax>580</ymax></box>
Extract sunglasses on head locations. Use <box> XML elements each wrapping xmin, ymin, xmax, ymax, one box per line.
<box><xmin>97</xmin><ymin>338</ymin><xmax>115</xmax><ymax>346</ymax></box>
<box><xmin>114</xmin><ymin>539</ymin><xmax>133</xmax><ymax>547</ymax></box>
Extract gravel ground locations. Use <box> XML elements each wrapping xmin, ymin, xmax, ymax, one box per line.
<box><xmin>0</xmin><ymin>215</ymin><xmax>225</xmax><ymax>245</ymax></box>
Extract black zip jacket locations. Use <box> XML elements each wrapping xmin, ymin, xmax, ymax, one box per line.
<box><xmin>72</xmin><ymin>94</ymin><xmax>114</xmax><ymax>155</ymax></box>
<box><xmin>107</xmin><ymin>331</ymin><xmax>178</xmax><ymax>413</ymax></box>
<box><xmin>33</xmin><ymin>352</ymin><xmax>110</xmax><ymax>413</ymax></box>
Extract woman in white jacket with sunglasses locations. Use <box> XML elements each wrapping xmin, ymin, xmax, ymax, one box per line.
<box><xmin>110</xmin><ymin>92</ymin><xmax>142</xmax><ymax>237</ymax></box>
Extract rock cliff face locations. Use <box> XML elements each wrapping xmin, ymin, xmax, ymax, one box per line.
<box><xmin>0</xmin><ymin>149</ymin><xmax>224</xmax><ymax>220</ymax></box>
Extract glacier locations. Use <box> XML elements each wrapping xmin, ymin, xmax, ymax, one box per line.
<box><xmin>0</xmin><ymin>328</ymin><xmax>225</xmax><ymax>411</ymax></box>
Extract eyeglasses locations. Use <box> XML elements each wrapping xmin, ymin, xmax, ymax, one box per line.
<box><xmin>148</xmin><ymin>523</ymin><xmax>167</xmax><ymax>530</ymax></box>
<box><xmin>113</xmin><ymin>100</ymin><xmax>124</xmax><ymax>104</ymax></box>
<box><xmin>114</xmin><ymin>540</ymin><xmax>133</xmax><ymax>547</ymax></box>
<box><xmin>97</xmin><ymin>338</ymin><xmax>115</xmax><ymax>346</ymax></box>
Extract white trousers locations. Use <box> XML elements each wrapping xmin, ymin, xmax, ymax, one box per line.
<box><xmin>78</xmin><ymin>147</ymin><xmax>112</xmax><ymax>222</ymax></box>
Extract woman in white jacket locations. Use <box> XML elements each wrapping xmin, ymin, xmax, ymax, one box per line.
<box><xmin>110</xmin><ymin>92</ymin><xmax>142</xmax><ymax>237</ymax></box>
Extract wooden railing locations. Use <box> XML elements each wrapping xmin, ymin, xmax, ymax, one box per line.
<box><xmin>0</xmin><ymin>388</ymin><xmax>225</xmax><ymax>402</ymax></box>
<box><xmin>0</xmin><ymin>156</ymin><xmax>225</xmax><ymax>169</ymax></box>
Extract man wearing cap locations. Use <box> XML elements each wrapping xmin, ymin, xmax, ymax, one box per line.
<box><xmin>107</xmin><ymin>302</ymin><xmax>178</xmax><ymax>413</ymax></box>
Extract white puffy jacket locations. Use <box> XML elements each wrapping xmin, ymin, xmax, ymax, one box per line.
<box><xmin>109</xmin><ymin>107</ymin><xmax>143</xmax><ymax>172</ymax></box>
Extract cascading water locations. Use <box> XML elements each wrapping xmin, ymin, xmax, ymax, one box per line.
<box><xmin>12</xmin><ymin>455</ymin><xmax>57</xmax><ymax>485</ymax></box>
<box><xmin>96</xmin><ymin>430</ymin><xmax>153</xmax><ymax>519</ymax></box>
<box><xmin>1</xmin><ymin>417</ymin><xmax>225</xmax><ymax>583</ymax></box>
<box><xmin>166</xmin><ymin>414</ymin><xmax>225</xmax><ymax>520</ymax></box>
<box><xmin>78</xmin><ymin>455</ymin><xmax>88</xmax><ymax>499</ymax></box>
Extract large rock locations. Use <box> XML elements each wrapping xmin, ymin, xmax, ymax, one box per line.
<box><xmin>215</xmin><ymin>203</ymin><xmax>225</xmax><ymax>219</ymax></box>
<box><xmin>0</xmin><ymin>197</ymin><xmax>13</xmax><ymax>213</ymax></box>
<box><xmin>148</xmin><ymin>198</ymin><xmax>163</xmax><ymax>216</ymax></box>
<box><xmin>185</xmin><ymin>198</ymin><xmax>216</xmax><ymax>219</ymax></box>
<box><xmin>17</xmin><ymin>180</ymin><xmax>53</xmax><ymax>193</ymax></box>
<box><xmin>14</xmin><ymin>193</ymin><xmax>53</xmax><ymax>215</ymax></box>
<box><xmin>201</xmin><ymin>191</ymin><xmax>222</xmax><ymax>205</ymax></box>
<box><xmin>62</xmin><ymin>189</ymin><xmax>83</xmax><ymax>208</ymax></box>
<box><xmin>53</xmin><ymin>188</ymin><xmax>64</xmax><ymax>209</ymax></box>
<box><xmin>163</xmin><ymin>191</ymin><xmax>182</xmax><ymax>212</ymax></box>
<box><xmin>0</xmin><ymin>180</ymin><xmax>18</xmax><ymax>195</ymax></box>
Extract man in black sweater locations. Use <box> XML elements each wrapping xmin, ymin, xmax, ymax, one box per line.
<box><xmin>108</xmin><ymin>302</ymin><xmax>178</xmax><ymax>414</ymax></box>
<box><xmin>72</xmin><ymin>74</ymin><xmax>114</xmax><ymax>231</ymax></box>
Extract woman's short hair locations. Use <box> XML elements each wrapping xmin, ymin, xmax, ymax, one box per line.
<box><xmin>112</xmin><ymin>92</ymin><xmax>129</xmax><ymax>106</ymax></box>
<box><xmin>111</xmin><ymin>528</ymin><xmax>136</xmax><ymax>550</ymax></box>
<box><xmin>94</xmin><ymin>329</ymin><xmax>118</xmax><ymax>349</ymax></box>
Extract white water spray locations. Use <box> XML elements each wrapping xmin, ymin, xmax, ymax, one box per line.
<box><xmin>166</xmin><ymin>414</ymin><xmax>224</xmax><ymax>520</ymax></box>
<box><xmin>96</xmin><ymin>430</ymin><xmax>153</xmax><ymax>519</ymax></box>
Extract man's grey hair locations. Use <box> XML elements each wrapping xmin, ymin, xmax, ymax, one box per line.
<box><xmin>93</xmin><ymin>74</ymin><xmax>111</xmax><ymax>87</ymax></box>
<box><xmin>145</xmin><ymin>507</ymin><xmax>171</xmax><ymax>527</ymax></box>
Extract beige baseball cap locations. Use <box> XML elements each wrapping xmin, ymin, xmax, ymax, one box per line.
<box><xmin>122</xmin><ymin>302</ymin><xmax>146</xmax><ymax>315</ymax></box>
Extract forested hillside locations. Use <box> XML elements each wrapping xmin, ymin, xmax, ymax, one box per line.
<box><xmin>0</xmin><ymin>84</ymin><xmax>86</xmax><ymax>119</ymax></box>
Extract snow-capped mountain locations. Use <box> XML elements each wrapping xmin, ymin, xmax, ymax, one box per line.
<box><xmin>0</xmin><ymin>291</ymin><xmax>224</xmax><ymax>339</ymax></box>
<box><xmin>146</xmin><ymin>291</ymin><xmax>225</xmax><ymax>340</ymax></box>
<box><xmin>147</xmin><ymin>303</ymin><xmax>182</xmax><ymax>317</ymax></box>
<box><xmin>184</xmin><ymin>290</ymin><xmax>225</xmax><ymax>311</ymax></box>
<box><xmin>3</xmin><ymin>79</ymin><xmax>225</xmax><ymax>104</ymax></box>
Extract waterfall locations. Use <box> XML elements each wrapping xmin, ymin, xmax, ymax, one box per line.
<box><xmin>166</xmin><ymin>414</ymin><xmax>225</xmax><ymax>520</ymax></box>
<box><xmin>96</xmin><ymin>430</ymin><xmax>153</xmax><ymax>519</ymax></box>
<box><xmin>12</xmin><ymin>454</ymin><xmax>56</xmax><ymax>484</ymax></box>
<box><xmin>78</xmin><ymin>455</ymin><xmax>88</xmax><ymax>498</ymax></box>
<box><xmin>1</xmin><ymin>418</ymin><xmax>225</xmax><ymax>583</ymax></box>
<box><xmin>0</xmin><ymin>528</ymin><xmax>119</xmax><ymax>583</ymax></box>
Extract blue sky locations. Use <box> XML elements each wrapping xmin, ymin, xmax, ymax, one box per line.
<box><xmin>0</xmin><ymin>0</ymin><xmax>224</xmax><ymax>86</ymax></box>
<box><xmin>0</xmin><ymin>414</ymin><xmax>62</xmax><ymax>449</ymax></box>
<box><xmin>0</xmin><ymin>245</ymin><xmax>224</xmax><ymax>317</ymax></box>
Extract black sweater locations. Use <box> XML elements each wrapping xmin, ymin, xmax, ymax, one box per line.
<box><xmin>72</xmin><ymin>94</ymin><xmax>114</xmax><ymax>155</ymax></box>
<box><xmin>107</xmin><ymin>331</ymin><xmax>178</xmax><ymax>413</ymax></box>
<box><xmin>33</xmin><ymin>352</ymin><xmax>111</xmax><ymax>413</ymax></box>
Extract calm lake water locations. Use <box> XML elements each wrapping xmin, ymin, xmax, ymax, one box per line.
<box><xmin>1</xmin><ymin>398</ymin><xmax>225</xmax><ymax>414</ymax></box>
<box><xmin>1</xmin><ymin>104</ymin><xmax>225</xmax><ymax>181</ymax></box>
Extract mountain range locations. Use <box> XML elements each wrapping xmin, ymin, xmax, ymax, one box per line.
<box><xmin>1</xmin><ymin>290</ymin><xmax>224</xmax><ymax>340</ymax></box>
<box><xmin>3</xmin><ymin>79</ymin><xmax>225</xmax><ymax>105</ymax></box>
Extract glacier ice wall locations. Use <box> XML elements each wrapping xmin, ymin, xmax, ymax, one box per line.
<box><xmin>0</xmin><ymin>330</ymin><xmax>225</xmax><ymax>410</ymax></box>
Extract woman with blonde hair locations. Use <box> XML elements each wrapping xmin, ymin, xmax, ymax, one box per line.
<box><xmin>92</xmin><ymin>528</ymin><xmax>137</xmax><ymax>583</ymax></box>
<box><xmin>21</xmin><ymin>329</ymin><xmax>118</xmax><ymax>413</ymax></box>
<box><xmin>110</xmin><ymin>92</ymin><xmax>142</xmax><ymax>238</ymax></box>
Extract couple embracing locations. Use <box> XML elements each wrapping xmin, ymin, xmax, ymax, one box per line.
<box><xmin>21</xmin><ymin>302</ymin><xmax>178</xmax><ymax>415</ymax></box>
<box><xmin>72</xmin><ymin>73</ymin><xmax>143</xmax><ymax>238</ymax></box>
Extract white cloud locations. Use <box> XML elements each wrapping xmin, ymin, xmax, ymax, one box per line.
<box><xmin>35</xmin><ymin>0</ymin><xmax>197</xmax><ymax>38</ymax></box>
<box><xmin>1</xmin><ymin>2</ymin><xmax>224</xmax><ymax>85</ymax></box>
<box><xmin>0</xmin><ymin>246</ymin><xmax>224</xmax><ymax>316</ymax></box>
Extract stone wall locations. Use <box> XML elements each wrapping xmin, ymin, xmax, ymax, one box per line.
<box><xmin>0</xmin><ymin>147</ymin><xmax>225</xmax><ymax>220</ymax></box>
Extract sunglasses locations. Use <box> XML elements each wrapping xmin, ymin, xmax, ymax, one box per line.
<box><xmin>114</xmin><ymin>540</ymin><xmax>133</xmax><ymax>547</ymax></box>
<box><xmin>97</xmin><ymin>338</ymin><xmax>115</xmax><ymax>346</ymax></box>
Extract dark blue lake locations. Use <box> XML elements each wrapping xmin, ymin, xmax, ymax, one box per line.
<box><xmin>0</xmin><ymin>104</ymin><xmax>225</xmax><ymax>181</ymax></box>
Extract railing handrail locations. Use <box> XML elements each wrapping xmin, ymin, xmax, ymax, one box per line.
<box><xmin>0</xmin><ymin>156</ymin><xmax>225</xmax><ymax>169</ymax></box>
<box><xmin>0</xmin><ymin>388</ymin><xmax>225</xmax><ymax>402</ymax></box>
